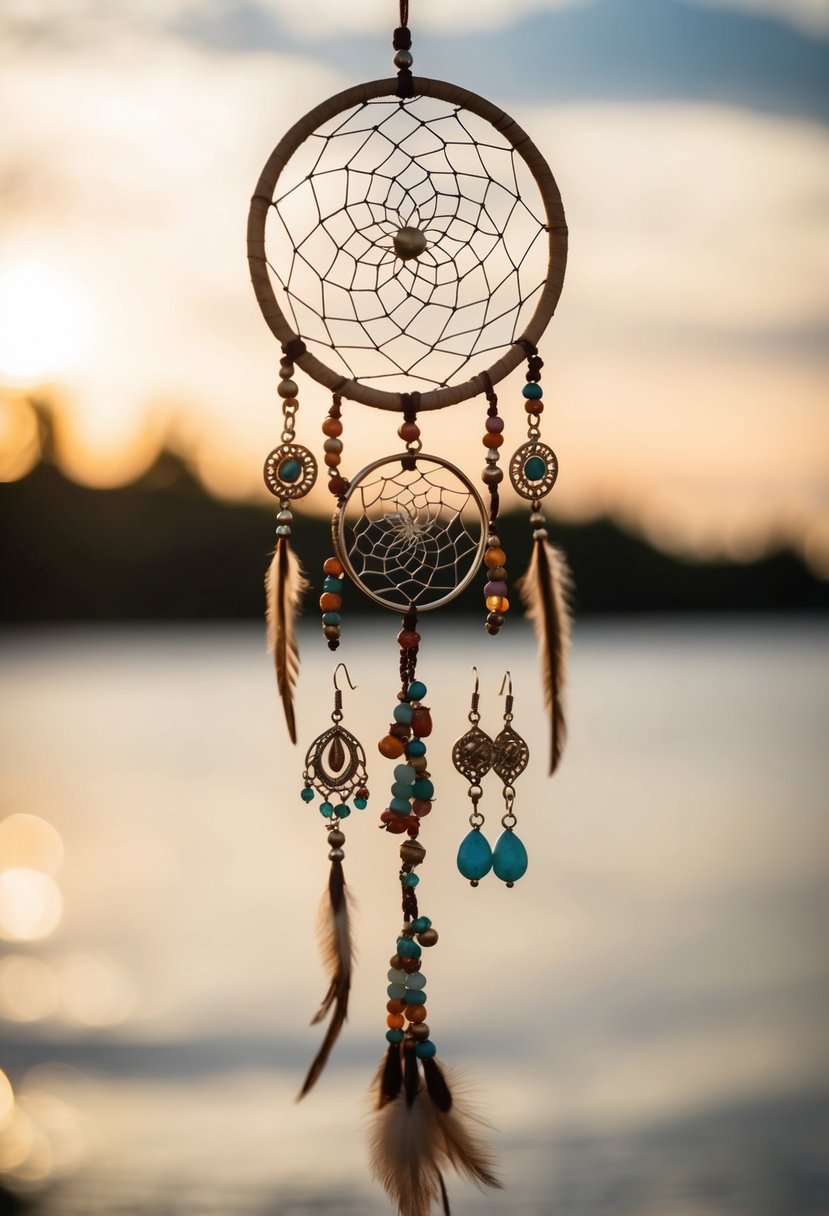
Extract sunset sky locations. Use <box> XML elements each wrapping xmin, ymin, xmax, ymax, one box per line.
<box><xmin>0</xmin><ymin>0</ymin><xmax>827</xmax><ymax>571</ymax></box>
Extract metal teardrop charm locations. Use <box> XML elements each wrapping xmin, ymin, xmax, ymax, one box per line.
<box><xmin>328</xmin><ymin>732</ymin><xmax>346</xmax><ymax>773</ymax></box>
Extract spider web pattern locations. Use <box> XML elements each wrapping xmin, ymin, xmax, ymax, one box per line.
<box><xmin>338</xmin><ymin>460</ymin><xmax>484</xmax><ymax>610</ymax></box>
<box><xmin>265</xmin><ymin>95</ymin><xmax>549</xmax><ymax>393</ymax></box>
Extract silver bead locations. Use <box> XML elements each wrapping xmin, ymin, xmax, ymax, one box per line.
<box><xmin>529</xmin><ymin>511</ymin><xmax>545</xmax><ymax>525</ymax></box>
<box><xmin>409</xmin><ymin>755</ymin><xmax>428</xmax><ymax>773</ymax></box>
<box><xmin>400</xmin><ymin>840</ymin><xmax>426</xmax><ymax>866</ymax></box>
<box><xmin>410</xmin><ymin>1023</ymin><xmax>430</xmax><ymax>1041</ymax></box>
<box><xmin>277</xmin><ymin>379</ymin><xmax>299</xmax><ymax>398</ymax></box>
<box><xmin>276</xmin><ymin>509</ymin><xmax>293</xmax><ymax>523</ymax></box>
<box><xmin>323</xmin><ymin>438</ymin><xmax>343</xmax><ymax>454</ymax></box>
<box><xmin>482</xmin><ymin>466</ymin><xmax>503</xmax><ymax>485</ymax></box>
<box><xmin>532</xmin><ymin>528</ymin><xmax>549</xmax><ymax>540</ymax></box>
<box><xmin>327</xmin><ymin>829</ymin><xmax>346</xmax><ymax>847</ymax></box>
<box><xmin>393</xmin><ymin>49</ymin><xmax>413</xmax><ymax>69</ymax></box>
<box><xmin>328</xmin><ymin>847</ymin><xmax>345</xmax><ymax>861</ymax></box>
<box><xmin>275</xmin><ymin>525</ymin><xmax>291</xmax><ymax>537</ymax></box>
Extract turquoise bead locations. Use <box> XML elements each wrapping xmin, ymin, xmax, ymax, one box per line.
<box><xmin>404</xmin><ymin>989</ymin><xmax>426</xmax><ymax>1005</ymax></box>
<box><xmin>393</xmin><ymin>703</ymin><xmax>414</xmax><ymax>725</ymax></box>
<box><xmin>406</xmin><ymin>740</ymin><xmax>427</xmax><ymax>758</ymax></box>
<box><xmin>387</xmin><ymin>983</ymin><xmax>407</xmax><ymax>1000</ymax></box>
<box><xmin>411</xmin><ymin>916</ymin><xmax>431</xmax><ymax>933</ymax></box>
<box><xmin>396</xmin><ymin>937</ymin><xmax>421</xmax><ymax>958</ymax></box>
<box><xmin>403</xmin><ymin>873</ymin><xmax>419</xmax><ymax>888</ymax></box>
<box><xmin>412</xmin><ymin>778</ymin><xmax>434</xmax><ymax>800</ymax></box>
<box><xmin>322</xmin><ymin>576</ymin><xmax>342</xmax><ymax>593</ymax></box>
<box><xmin>301</xmin><ymin>788</ymin><xmax>314</xmax><ymax>802</ymax></box>
<box><xmin>414</xmin><ymin>1039</ymin><xmax>436</xmax><ymax>1059</ymax></box>
<box><xmin>492</xmin><ymin>830</ymin><xmax>529</xmax><ymax>883</ymax></box>
<box><xmin>457</xmin><ymin>829</ymin><xmax>493</xmax><ymax>881</ymax></box>
<box><xmin>394</xmin><ymin>764</ymin><xmax>416</xmax><ymax>783</ymax></box>
<box><xmin>386</xmin><ymin>1028</ymin><xmax>405</xmax><ymax>1044</ymax></box>
<box><xmin>392</xmin><ymin>781</ymin><xmax>414</xmax><ymax>799</ymax></box>
<box><xmin>522</xmin><ymin>382</ymin><xmax>543</xmax><ymax>400</ymax></box>
<box><xmin>322</xmin><ymin>612</ymin><xmax>341</xmax><ymax>625</ymax></box>
<box><xmin>388</xmin><ymin>968</ymin><xmax>406</xmax><ymax>983</ymax></box>
<box><xmin>319</xmin><ymin>802</ymin><xmax>334</xmax><ymax>818</ymax></box>
<box><xmin>278</xmin><ymin>458</ymin><xmax>301</xmax><ymax>482</ymax></box>
<box><xmin>354</xmin><ymin>797</ymin><xmax>367</xmax><ymax>810</ymax></box>
<box><xmin>405</xmin><ymin>971</ymin><xmax>426</xmax><ymax>991</ymax></box>
<box><xmin>334</xmin><ymin>803</ymin><xmax>350</xmax><ymax>819</ymax></box>
<box><xmin>524</xmin><ymin>456</ymin><xmax>547</xmax><ymax>481</ymax></box>
<box><xmin>389</xmin><ymin>797</ymin><xmax>411</xmax><ymax>815</ymax></box>
<box><xmin>407</xmin><ymin>680</ymin><xmax>427</xmax><ymax>701</ymax></box>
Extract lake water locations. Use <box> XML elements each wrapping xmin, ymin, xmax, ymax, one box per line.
<box><xmin>0</xmin><ymin>619</ymin><xmax>827</xmax><ymax>1215</ymax></box>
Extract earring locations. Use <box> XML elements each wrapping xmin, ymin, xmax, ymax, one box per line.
<box><xmin>296</xmin><ymin>663</ymin><xmax>369</xmax><ymax>1099</ymax></box>
<box><xmin>453</xmin><ymin>668</ymin><xmax>496</xmax><ymax>886</ymax></box>
<box><xmin>492</xmin><ymin>672</ymin><xmax>529</xmax><ymax>887</ymax></box>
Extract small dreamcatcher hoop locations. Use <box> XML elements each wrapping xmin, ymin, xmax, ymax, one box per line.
<box><xmin>248</xmin><ymin>77</ymin><xmax>568</xmax><ymax>410</ymax></box>
<box><xmin>332</xmin><ymin>452</ymin><xmax>487</xmax><ymax>611</ymax></box>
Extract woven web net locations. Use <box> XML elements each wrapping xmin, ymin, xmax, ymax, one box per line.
<box><xmin>336</xmin><ymin>458</ymin><xmax>484</xmax><ymax>611</ymax></box>
<box><xmin>265</xmin><ymin>95</ymin><xmax>548</xmax><ymax>393</ymax></box>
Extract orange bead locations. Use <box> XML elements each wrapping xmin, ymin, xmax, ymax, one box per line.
<box><xmin>322</xmin><ymin>417</ymin><xmax>343</xmax><ymax>437</ymax></box>
<box><xmin>406</xmin><ymin>1004</ymin><xmax>427</xmax><ymax>1023</ymax></box>
<box><xmin>387</xmin><ymin>1013</ymin><xmax>405</xmax><ymax>1029</ymax></box>
<box><xmin>319</xmin><ymin>593</ymin><xmax>342</xmax><ymax>612</ymax></box>
<box><xmin>323</xmin><ymin>557</ymin><xmax>344</xmax><ymax>576</ymax></box>
<box><xmin>485</xmin><ymin>595</ymin><xmax>509</xmax><ymax>613</ymax></box>
<box><xmin>378</xmin><ymin>734</ymin><xmax>406</xmax><ymax>759</ymax></box>
<box><xmin>387</xmin><ymin>999</ymin><xmax>406</xmax><ymax>1014</ymax></box>
<box><xmin>324</xmin><ymin>451</ymin><xmax>341</xmax><ymax>467</ymax></box>
<box><xmin>482</xmin><ymin>432</ymin><xmax>503</xmax><ymax>448</ymax></box>
<box><xmin>484</xmin><ymin>547</ymin><xmax>506</xmax><ymax>567</ymax></box>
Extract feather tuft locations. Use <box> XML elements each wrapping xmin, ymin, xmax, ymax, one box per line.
<box><xmin>296</xmin><ymin>857</ymin><xmax>352</xmax><ymax>1099</ymax></box>
<box><xmin>265</xmin><ymin>535</ymin><xmax>309</xmax><ymax>744</ymax></box>
<box><xmin>517</xmin><ymin>536</ymin><xmax>573</xmax><ymax>774</ymax></box>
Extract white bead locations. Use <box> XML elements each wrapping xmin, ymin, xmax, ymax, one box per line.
<box><xmin>388</xmin><ymin>968</ymin><xmax>407</xmax><ymax>984</ymax></box>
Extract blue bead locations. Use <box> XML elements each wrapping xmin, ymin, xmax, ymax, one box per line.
<box><xmin>322</xmin><ymin>576</ymin><xmax>343</xmax><ymax>593</ymax></box>
<box><xmin>391</xmin><ymin>781</ymin><xmax>414</xmax><ymax>799</ymax></box>
<box><xmin>278</xmin><ymin>457</ymin><xmax>302</xmax><ymax>482</ymax></box>
<box><xmin>412</xmin><ymin>778</ymin><xmax>434</xmax><ymax>800</ymax></box>
<box><xmin>405</xmin><ymin>971</ymin><xmax>426</xmax><ymax>991</ymax></box>
<box><xmin>407</xmin><ymin>680</ymin><xmax>427</xmax><ymax>701</ymax></box>
<box><xmin>493</xmin><ymin>830</ymin><xmax>529</xmax><ymax>883</ymax></box>
<box><xmin>354</xmin><ymin>797</ymin><xmax>367</xmax><ymax>810</ymax></box>
<box><xmin>393</xmin><ymin>703</ymin><xmax>414</xmax><ymax>725</ymax></box>
<box><xmin>300</xmin><ymin>788</ymin><xmax>314</xmax><ymax>802</ymax></box>
<box><xmin>406</xmin><ymin>740</ymin><xmax>427</xmax><ymax>758</ymax></box>
<box><xmin>319</xmin><ymin>802</ymin><xmax>334</xmax><ymax>818</ymax></box>
<box><xmin>522</xmin><ymin>382</ymin><xmax>543</xmax><ymax>400</ymax></box>
<box><xmin>457</xmin><ymin>829</ymin><xmax>493</xmax><ymax>881</ymax></box>
<box><xmin>322</xmin><ymin>612</ymin><xmax>342</xmax><ymax>626</ymax></box>
<box><xmin>404</xmin><ymin>989</ymin><xmax>426</xmax><ymax>1005</ymax></box>
<box><xmin>335</xmin><ymin>803</ymin><xmax>350</xmax><ymax>819</ymax></box>
<box><xmin>394</xmin><ymin>764</ymin><xmax>416</xmax><ymax>783</ymax></box>
<box><xmin>403</xmin><ymin>873</ymin><xmax>419</xmax><ymax>888</ymax></box>
<box><xmin>414</xmin><ymin>1039</ymin><xmax>436</xmax><ymax>1059</ymax></box>
<box><xmin>389</xmin><ymin>797</ymin><xmax>411</xmax><ymax>815</ymax></box>
<box><xmin>396</xmin><ymin>937</ymin><xmax>422</xmax><ymax>959</ymax></box>
<box><xmin>387</xmin><ymin>983</ymin><xmax>407</xmax><ymax>1001</ymax></box>
<box><xmin>411</xmin><ymin>916</ymin><xmax>431</xmax><ymax>933</ymax></box>
<box><xmin>386</xmin><ymin>1028</ymin><xmax>405</xmax><ymax>1044</ymax></box>
<box><xmin>524</xmin><ymin>456</ymin><xmax>547</xmax><ymax>481</ymax></box>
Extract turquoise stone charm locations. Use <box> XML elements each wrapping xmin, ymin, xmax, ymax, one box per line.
<box><xmin>492</xmin><ymin>830</ymin><xmax>528</xmax><ymax>883</ymax></box>
<box><xmin>407</xmin><ymin>680</ymin><xmax>427</xmax><ymax>701</ymax></box>
<box><xmin>403</xmin><ymin>873</ymin><xmax>419</xmax><ymax>887</ymax></box>
<box><xmin>456</xmin><ymin>829</ymin><xmax>493</xmax><ymax>882</ymax></box>
<box><xmin>334</xmin><ymin>803</ymin><xmax>350</xmax><ymax>818</ymax></box>
<box><xmin>411</xmin><ymin>916</ymin><xmax>431</xmax><ymax>933</ymax></box>
<box><xmin>412</xmin><ymin>777</ymin><xmax>434</xmax><ymax>800</ymax></box>
<box><xmin>522</xmin><ymin>382</ymin><xmax>543</xmax><ymax>400</ymax></box>
<box><xmin>386</xmin><ymin>1028</ymin><xmax>405</xmax><ymax>1043</ymax></box>
<box><xmin>319</xmin><ymin>801</ymin><xmax>334</xmax><ymax>817</ymax></box>
<box><xmin>394</xmin><ymin>764</ymin><xmax>416</xmax><ymax>783</ymax></box>
<box><xmin>392</xmin><ymin>781</ymin><xmax>414</xmax><ymax>799</ymax></box>
<box><xmin>354</xmin><ymin>796</ymin><xmax>368</xmax><ymax>810</ymax></box>
<box><xmin>322</xmin><ymin>612</ymin><xmax>341</xmax><ymax>626</ymax></box>
<box><xmin>406</xmin><ymin>740</ymin><xmax>427</xmax><ymax>757</ymax></box>
<box><xmin>414</xmin><ymin>1039</ymin><xmax>436</xmax><ymax>1059</ymax></box>
<box><xmin>396</xmin><ymin>937</ymin><xmax>421</xmax><ymax>958</ymax></box>
<box><xmin>389</xmin><ymin>797</ymin><xmax>411</xmax><ymax>815</ymax></box>
<box><xmin>404</xmin><ymin>989</ymin><xmax>426</xmax><ymax>1005</ymax></box>
<box><xmin>278</xmin><ymin>457</ymin><xmax>302</xmax><ymax>482</ymax></box>
<box><xmin>322</xmin><ymin>576</ymin><xmax>342</xmax><ymax>593</ymax></box>
<box><xmin>393</xmin><ymin>703</ymin><xmax>414</xmax><ymax>725</ymax></box>
<box><xmin>387</xmin><ymin>983</ymin><xmax>407</xmax><ymax>1000</ymax></box>
<box><xmin>301</xmin><ymin>787</ymin><xmax>314</xmax><ymax>802</ymax></box>
<box><xmin>524</xmin><ymin>455</ymin><xmax>547</xmax><ymax>481</ymax></box>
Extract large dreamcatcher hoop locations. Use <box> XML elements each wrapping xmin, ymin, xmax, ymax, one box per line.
<box><xmin>248</xmin><ymin>76</ymin><xmax>568</xmax><ymax>410</ymax></box>
<box><xmin>251</xmin><ymin>14</ymin><xmax>576</xmax><ymax>1215</ymax></box>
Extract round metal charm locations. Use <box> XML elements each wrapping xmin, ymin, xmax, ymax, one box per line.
<box><xmin>263</xmin><ymin>443</ymin><xmax>318</xmax><ymax>499</ymax></box>
<box><xmin>452</xmin><ymin>726</ymin><xmax>495</xmax><ymax>785</ymax></box>
<box><xmin>492</xmin><ymin>725</ymin><xmax>530</xmax><ymax>786</ymax></box>
<box><xmin>332</xmin><ymin>452</ymin><xmax>487</xmax><ymax>612</ymax></box>
<box><xmin>509</xmin><ymin>440</ymin><xmax>558</xmax><ymax>501</ymax></box>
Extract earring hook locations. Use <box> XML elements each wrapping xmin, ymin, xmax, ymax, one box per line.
<box><xmin>499</xmin><ymin>671</ymin><xmax>513</xmax><ymax>697</ymax></box>
<box><xmin>471</xmin><ymin>666</ymin><xmax>480</xmax><ymax>695</ymax></box>
<box><xmin>333</xmin><ymin>663</ymin><xmax>357</xmax><ymax>692</ymax></box>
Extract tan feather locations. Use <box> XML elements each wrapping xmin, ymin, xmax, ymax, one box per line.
<box><xmin>297</xmin><ymin>857</ymin><xmax>352</xmax><ymax>1099</ymax></box>
<box><xmin>517</xmin><ymin>536</ymin><xmax>573</xmax><ymax>775</ymax></box>
<box><xmin>265</xmin><ymin>536</ymin><xmax>309</xmax><ymax>744</ymax></box>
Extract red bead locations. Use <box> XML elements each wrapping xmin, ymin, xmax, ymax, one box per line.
<box><xmin>397</xmin><ymin>629</ymin><xmax>420</xmax><ymax>649</ymax></box>
<box><xmin>411</xmin><ymin>708</ymin><xmax>432</xmax><ymax>737</ymax></box>
<box><xmin>322</xmin><ymin>417</ymin><xmax>343</xmax><ymax>437</ymax></box>
<box><xmin>328</xmin><ymin>476</ymin><xmax>348</xmax><ymax>497</ymax></box>
<box><xmin>412</xmin><ymin>799</ymin><xmax>432</xmax><ymax>816</ymax></box>
<box><xmin>398</xmin><ymin>421</ymin><xmax>420</xmax><ymax>443</ymax></box>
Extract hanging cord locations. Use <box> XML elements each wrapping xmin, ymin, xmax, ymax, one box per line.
<box><xmin>400</xmin><ymin>391</ymin><xmax>421</xmax><ymax>470</ymax></box>
<box><xmin>393</xmin><ymin>0</ymin><xmax>414</xmax><ymax>98</ymax></box>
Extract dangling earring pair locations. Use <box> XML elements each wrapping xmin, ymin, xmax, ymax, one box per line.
<box><xmin>453</xmin><ymin>670</ymin><xmax>529</xmax><ymax>888</ymax></box>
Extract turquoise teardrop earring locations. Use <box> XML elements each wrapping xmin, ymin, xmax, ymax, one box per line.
<box><xmin>453</xmin><ymin>669</ymin><xmax>496</xmax><ymax>886</ymax></box>
<box><xmin>491</xmin><ymin>672</ymin><xmax>529</xmax><ymax>886</ymax></box>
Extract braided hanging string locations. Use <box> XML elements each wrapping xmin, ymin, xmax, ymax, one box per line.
<box><xmin>264</xmin><ymin>97</ymin><xmax>549</xmax><ymax>394</ymax></box>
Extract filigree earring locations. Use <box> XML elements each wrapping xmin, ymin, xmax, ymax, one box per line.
<box><xmin>491</xmin><ymin>672</ymin><xmax>529</xmax><ymax>887</ymax></box>
<box><xmin>296</xmin><ymin>663</ymin><xmax>369</xmax><ymax>1097</ymax></box>
<box><xmin>453</xmin><ymin>669</ymin><xmax>496</xmax><ymax>886</ymax></box>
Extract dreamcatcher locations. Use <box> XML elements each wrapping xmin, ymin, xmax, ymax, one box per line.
<box><xmin>249</xmin><ymin>5</ymin><xmax>570</xmax><ymax>1212</ymax></box>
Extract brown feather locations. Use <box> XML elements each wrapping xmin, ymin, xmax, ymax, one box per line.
<box><xmin>517</xmin><ymin>536</ymin><xmax>573</xmax><ymax>774</ymax></box>
<box><xmin>296</xmin><ymin>858</ymin><xmax>352</xmax><ymax>1100</ymax></box>
<box><xmin>265</xmin><ymin>535</ymin><xmax>309</xmax><ymax>744</ymax></box>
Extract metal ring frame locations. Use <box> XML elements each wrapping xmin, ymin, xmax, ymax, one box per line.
<box><xmin>248</xmin><ymin>77</ymin><xmax>568</xmax><ymax>412</ymax></box>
